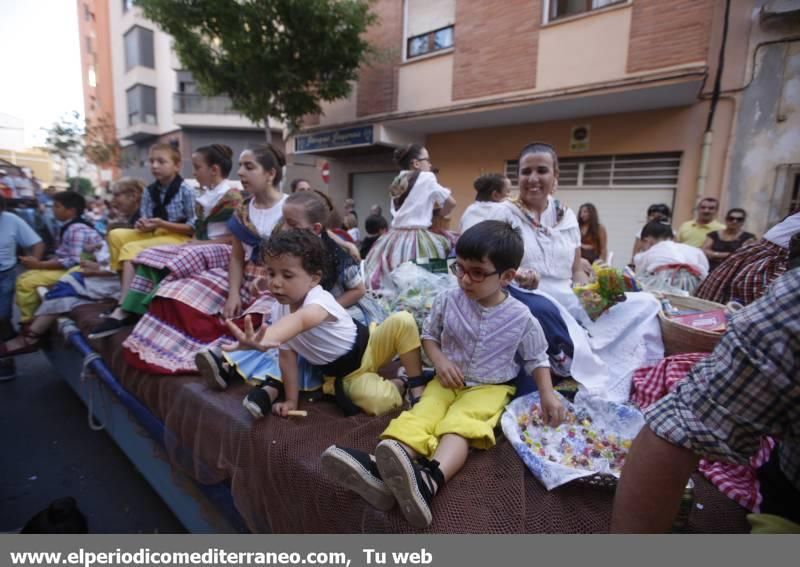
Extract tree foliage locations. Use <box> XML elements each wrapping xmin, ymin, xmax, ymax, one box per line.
<box><xmin>85</xmin><ymin>115</ymin><xmax>122</xmax><ymax>168</ymax></box>
<box><xmin>136</xmin><ymin>0</ymin><xmax>377</xmax><ymax>137</ymax></box>
<box><xmin>66</xmin><ymin>176</ymin><xmax>95</xmax><ymax>197</ymax></box>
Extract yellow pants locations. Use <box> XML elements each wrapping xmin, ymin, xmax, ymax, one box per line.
<box><xmin>108</xmin><ymin>227</ymin><xmax>190</xmax><ymax>271</ymax></box>
<box><xmin>381</xmin><ymin>379</ymin><xmax>515</xmax><ymax>457</ymax></box>
<box><xmin>15</xmin><ymin>268</ymin><xmax>73</xmax><ymax>322</ymax></box>
<box><xmin>322</xmin><ymin>311</ymin><xmax>421</xmax><ymax>416</ymax></box>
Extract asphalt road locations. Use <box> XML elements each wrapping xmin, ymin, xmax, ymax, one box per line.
<box><xmin>0</xmin><ymin>349</ymin><xmax>185</xmax><ymax>533</ymax></box>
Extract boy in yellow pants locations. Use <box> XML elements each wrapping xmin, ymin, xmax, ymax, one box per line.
<box><xmin>16</xmin><ymin>191</ymin><xmax>103</xmax><ymax>323</ymax></box>
<box><xmin>89</xmin><ymin>143</ymin><xmax>196</xmax><ymax>338</ymax></box>
<box><xmin>322</xmin><ymin>221</ymin><xmax>566</xmax><ymax>528</ymax></box>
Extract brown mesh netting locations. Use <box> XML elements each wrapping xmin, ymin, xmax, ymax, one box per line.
<box><xmin>69</xmin><ymin>303</ymin><xmax>749</xmax><ymax>533</ymax></box>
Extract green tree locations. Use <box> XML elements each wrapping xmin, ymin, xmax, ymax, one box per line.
<box><xmin>136</xmin><ymin>0</ymin><xmax>377</xmax><ymax>142</ymax></box>
<box><xmin>43</xmin><ymin>112</ymin><xmax>122</xmax><ymax>190</ymax></box>
<box><xmin>43</xmin><ymin>111</ymin><xmax>86</xmax><ymax>193</ymax></box>
<box><xmin>66</xmin><ymin>176</ymin><xmax>95</xmax><ymax>197</ymax></box>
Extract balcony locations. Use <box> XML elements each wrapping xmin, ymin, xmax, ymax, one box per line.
<box><xmin>173</xmin><ymin>93</ymin><xmax>238</xmax><ymax>114</ymax></box>
<box><xmin>173</xmin><ymin>93</ymin><xmax>265</xmax><ymax>129</ymax></box>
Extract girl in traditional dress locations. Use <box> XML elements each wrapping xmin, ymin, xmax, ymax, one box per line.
<box><xmin>94</xmin><ymin>145</ymin><xmax>242</xmax><ymax>329</ymax></box>
<box><xmin>122</xmin><ymin>145</ymin><xmax>288</xmax><ymax>374</ymax></box>
<box><xmin>364</xmin><ymin>144</ymin><xmax>456</xmax><ymax>292</ymax></box>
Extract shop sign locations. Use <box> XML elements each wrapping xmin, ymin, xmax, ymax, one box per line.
<box><xmin>295</xmin><ymin>125</ymin><xmax>374</xmax><ymax>153</ymax></box>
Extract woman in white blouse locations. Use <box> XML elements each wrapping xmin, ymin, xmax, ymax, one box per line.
<box><xmin>503</xmin><ymin>142</ymin><xmax>589</xmax><ymax>316</ymax></box>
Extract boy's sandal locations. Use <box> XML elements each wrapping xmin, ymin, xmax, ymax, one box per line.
<box><xmin>402</xmin><ymin>370</ymin><xmax>435</xmax><ymax>407</ymax></box>
<box><xmin>0</xmin><ymin>331</ymin><xmax>43</xmax><ymax>359</ymax></box>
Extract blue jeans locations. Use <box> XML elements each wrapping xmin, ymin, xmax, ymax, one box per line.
<box><xmin>0</xmin><ymin>267</ymin><xmax>16</xmax><ymax>321</ymax></box>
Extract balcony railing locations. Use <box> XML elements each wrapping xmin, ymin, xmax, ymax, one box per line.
<box><xmin>173</xmin><ymin>93</ymin><xmax>239</xmax><ymax>115</ymax></box>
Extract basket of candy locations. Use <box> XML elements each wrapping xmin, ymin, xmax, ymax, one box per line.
<box><xmin>501</xmin><ymin>391</ymin><xmax>645</xmax><ymax>490</ymax></box>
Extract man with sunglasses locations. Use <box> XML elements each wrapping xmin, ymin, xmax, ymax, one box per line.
<box><xmin>676</xmin><ymin>197</ymin><xmax>726</xmax><ymax>248</ymax></box>
<box><xmin>702</xmin><ymin>208</ymin><xmax>756</xmax><ymax>271</ymax></box>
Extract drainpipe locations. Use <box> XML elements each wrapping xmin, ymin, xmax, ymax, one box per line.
<box><xmin>696</xmin><ymin>0</ymin><xmax>732</xmax><ymax>201</ymax></box>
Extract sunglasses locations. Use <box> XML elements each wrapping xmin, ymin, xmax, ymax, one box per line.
<box><xmin>449</xmin><ymin>262</ymin><xmax>499</xmax><ymax>282</ymax></box>
<box><xmin>727</xmin><ymin>216</ymin><xmax>745</xmax><ymax>222</ymax></box>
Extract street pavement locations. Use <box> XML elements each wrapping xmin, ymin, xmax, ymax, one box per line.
<box><xmin>0</xmin><ymin>349</ymin><xmax>185</xmax><ymax>533</ymax></box>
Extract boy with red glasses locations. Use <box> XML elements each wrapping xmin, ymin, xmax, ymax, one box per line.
<box><xmin>322</xmin><ymin>220</ymin><xmax>564</xmax><ymax>528</ymax></box>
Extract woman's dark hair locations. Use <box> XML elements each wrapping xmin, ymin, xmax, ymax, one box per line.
<box><xmin>641</xmin><ymin>220</ymin><xmax>674</xmax><ymax>241</ymax></box>
<box><xmin>456</xmin><ymin>220</ymin><xmax>523</xmax><ymax>274</ymax></box>
<box><xmin>393</xmin><ymin>144</ymin><xmax>425</xmax><ymax>170</ymax></box>
<box><xmin>579</xmin><ymin>203</ymin><xmax>601</xmax><ymax>250</ymax></box>
<box><xmin>285</xmin><ymin>191</ymin><xmax>329</xmax><ymax>225</ymax></box>
<box><xmin>290</xmin><ymin>178</ymin><xmax>310</xmax><ymax>192</ymax></box>
<box><xmin>518</xmin><ymin>142</ymin><xmax>559</xmax><ymax>174</ymax></box>
<box><xmin>726</xmin><ymin>207</ymin><xmax>747</xmax><ymax>219</ymax></box>
<box><xmin>390</xmin><ymin>170</ymin><xmax>420</xmax><ymax>211</ymax></box>
<box><xmin>248</xmin><ymin>144</ymin><xmax>286</xmax><ymax>187</ymax></box>
<box><xmin>53</xmin><ymin>191</ymin><xmax>87</xmax><ymax>216</ymax></box>
<box><xmin>473</xmin><ymin>173</ymin><xmax>507</xmax><ymax>202</ymax></box>
<box><xmin>647</xmin><ymin>203</ymin><xmax>671</xmax><ymax>220</ymax></box>
<box><xmin>195</xmin><ymin>144</ymin><xmax>234</xmax><ymax>177</ymax></box>
<box><xmin>365</xmin><ymin>213</ymin><xmax>388</xmax><ymax>235</ymax></box>
<box><xmin>264</xmin><ymin>228</ymin><xmax>325</xmax><ymax>277</ymax></box>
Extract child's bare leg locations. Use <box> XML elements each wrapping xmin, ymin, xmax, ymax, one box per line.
<box><xmin>108</xmin><ymin>261</ymin><xmax>136</xmax><ymax>319</ymax></box>
<box><xmin>430</xmin><ymin>434</ymin><xmax>469</xmax><ymax>485</ymax></box>
<box><xmin>2</xmin><ymin>314</ymin><xmax>58</xmax><ymax>349</ymax></box>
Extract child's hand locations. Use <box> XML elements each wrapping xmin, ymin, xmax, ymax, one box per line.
<box><xmin>435</xmin><ymin>358</ymin><xmax>464</xmax><ymax>389</ymax></box>
<box><xmin>272</xmin><ymin>399</ymin><xmax>298</xmax><ymax>417</ymax></box>
<box><xmin>222</xmin><ymin>315</ymin><xmax>280</xmax><ymax>352</ymax></box>
<box><xmin>223</xmin><ymin>294</ymin><xmax>242</xmax><ymax>319</ymax></box>
<box><xmin>18</xmin><ymin>256</ymin><xmax>40</xmax><ymax>270</ymax></box>
<box><xmin>540</xmin><ymin>392</ymin><xmax>567</xmax><ymax>427</ymax></box>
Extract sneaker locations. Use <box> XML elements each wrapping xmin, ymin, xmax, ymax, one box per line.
<box><xmin>375</xmin><ymin>440</ymin><xmax>444</xmax><ymax>528</ymax></box>
<box><xmin>87</xmin><ymin>315</ymin><xmax>136</xmax><ymax>339</ymax></box>
<box><xmin>195</xmin><ymin>350</ymin><xmax>231</xmax><ymax>390</ymax></box>
<box><xmin>242</xmin><ymin>388</ymin><xmax>272</xmax><ymax>419</ymax></box>
<box><xmin>320</xmin><ymin>445</ymin><xmax>396</xmax><ymax>511</ymax></box>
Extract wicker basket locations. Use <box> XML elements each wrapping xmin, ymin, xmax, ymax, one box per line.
<box><xmin>656</xmin><ymin>293</ymin><xmax>727</xmax><ymax>355</ymax></box>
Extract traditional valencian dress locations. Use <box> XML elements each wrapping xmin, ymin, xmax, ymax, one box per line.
<box><xmin>364</xmin><ymin>171</ymin><xmax>452</xmax><ymax>292</ymax></box>
<box><xmin>123</xmin><ymin>195</ymin><xmax>286</xmax><ymax>374</ymax></box>
<box><xmin>121</xmin><ymin>183</ymin><xmax>242</xmax><ymax>314</ymax></box>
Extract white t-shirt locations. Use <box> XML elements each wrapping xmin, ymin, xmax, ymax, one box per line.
<box><xmin>634</xmin><ymin>240</ymin><xmax>709</xmax><ymax>279</ymax></box>
<box><xmin>276</xmin><ymin>285</ymin><xmax>357</xmax><ymax>365</ymax></box>
<box><xmin>243</xmin><ymin>195</ymin><xmax>287</xmax><ymax>259</ymax></box>
<box><xmin>459</xmin><ymin>201</ymin><xmax>519</xmax><ymax>234</ymax></box>
<box><xmin>347</xmin><ymin>227</ymin><xmax>361</xmax><ymax>242</ymax></box>
<box><xmin>763</xmin><ymin>212</ymin><xmax>800</xmax><ymax>248</ymax></box>
<box><xmin>197</xmin><ymin>181</ymin><xmax>236</xmax><ymax>240</ymax></box>
<box><xmin>390</xmin><ymin>171</ymin><xmax>451</xmax><ymax>229</ymax></box>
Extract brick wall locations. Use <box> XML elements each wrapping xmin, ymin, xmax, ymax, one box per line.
<box><xmin>356</xmin><ymin>0</ymin><xmax>402</xmax><ymax>117</ymax></box>
<box><xmin>627</xmin><ymin>0</ymin><xmax>715</xmax><ymax>73</ymax></box>
<box><xmin>452</xmin><ymin>0</ymin><xmax>540</xmax><ymax>100</ymax></box>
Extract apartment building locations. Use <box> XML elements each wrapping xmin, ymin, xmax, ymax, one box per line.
<box><xmin>79</xmin><ymin>0</ymin><xmax>283</xmax><ymax>182</ymax></box>
<box><xmin>288</xmin><ymin>0</ymin><xmax>800</xmax><ymax>267</ymax></box>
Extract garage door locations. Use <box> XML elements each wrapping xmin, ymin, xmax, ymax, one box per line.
<box><xmin>506</xmin><ymin>153</ymin><xmax>680</xmax><ymax>269</ymax></box>
<box><xmin>351</xmin><ymin>171</ymin><xmax>396</xmax><ymax>232</ymax></box>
